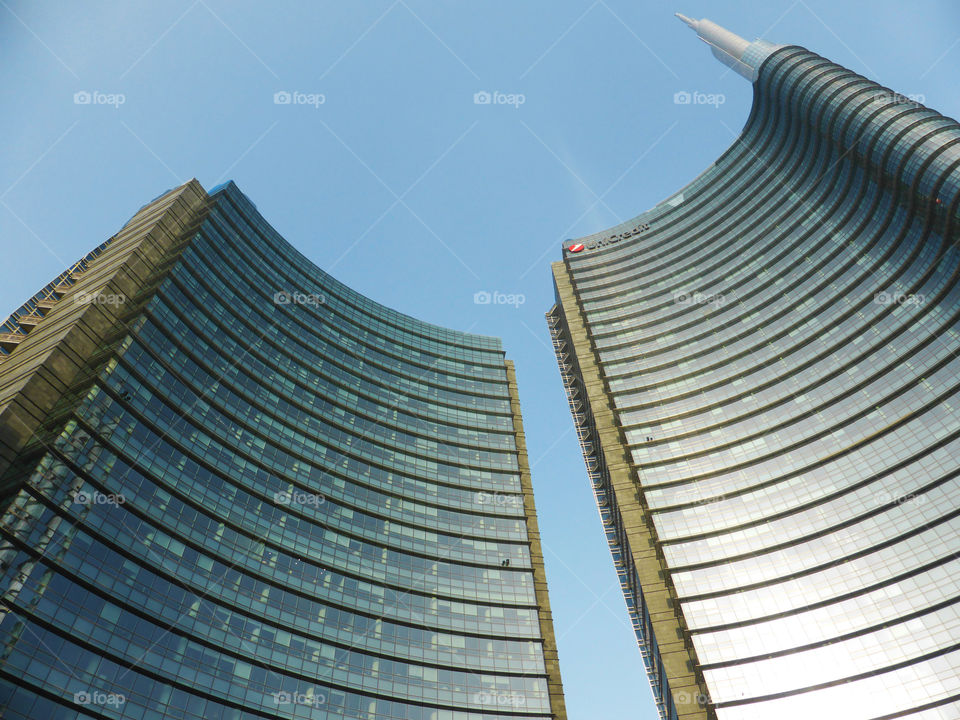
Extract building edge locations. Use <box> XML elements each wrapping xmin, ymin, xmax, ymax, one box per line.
<box><xmin>505</xmin><ymin>358</ymin><xmax>568</xmax><ymax>720</ymax></box>
<box><xmin>547</xmin><ymin>260</ymin><xmax>713</xmax><ymax>720</ymax></box>
<box><xmin>0</xmin><ymin>179</ymin><xmax>571</xmax><ymax>717</ymax></box>
<box><xmin>0</xmin><ymin>180</ymin><xmax>211</xmax><ymax>494</ymax></box>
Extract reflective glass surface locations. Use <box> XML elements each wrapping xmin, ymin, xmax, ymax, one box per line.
<box><xmin>0</xmin><ymin>183</ymin><xmax>558</xmax><ymax>719</ymax></box>
<box><xmin>555</xmin><ymin>43</ymin><xmax>960</xmax><ymax>719</ymax></box>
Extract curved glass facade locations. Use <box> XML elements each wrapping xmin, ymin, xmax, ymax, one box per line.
<box><xmin>550</xmin><ymin>24</ymin><xmax>960</xmax><ymax>720</ymax></box>
<box><xmin>0</xmin><ymin>181</ymin><xmax>566</xmax><ymax>719</ymax></box>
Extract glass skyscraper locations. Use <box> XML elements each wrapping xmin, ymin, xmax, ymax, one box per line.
<box><xmin>0</xmin><ymin>180</ymin><xmax>567</xmax><ymax>719</ymax></box>
<box><xmin>548</xmin><ymin>15</ymin><xmax>960</xmax><ymax>720</ymax></box>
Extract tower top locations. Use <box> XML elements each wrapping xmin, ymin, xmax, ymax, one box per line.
<box><xmin>675</xmin><ymin>13</ymin><xmax>782</xmax><ymax>81</ymax></box>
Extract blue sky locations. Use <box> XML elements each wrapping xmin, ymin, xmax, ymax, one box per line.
<box><xmin>2</xmin><ymin>1</ymin><xmax>958</xmax><ymax>717</ymax></box>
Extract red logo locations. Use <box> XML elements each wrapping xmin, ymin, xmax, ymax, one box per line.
<box><xmin>568</xmin><ymin>243</ymin><xmax>585</xmax><ymax>253</ymax></box>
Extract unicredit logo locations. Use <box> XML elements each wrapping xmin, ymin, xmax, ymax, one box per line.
<box><xmin>567</xmin><ymin>222</ymin><xmax>651</xmax><ymax>254</ymax></box>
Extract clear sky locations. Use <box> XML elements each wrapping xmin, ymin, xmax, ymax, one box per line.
<box><xmin>2</xmin><ymin>2</ymin><xmax>958</xmax><ymax>718</ymax></box>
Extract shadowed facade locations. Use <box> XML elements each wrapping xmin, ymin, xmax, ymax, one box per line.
<box><xmin>0</xmin><ymin>180</ymin><xmax>567</xmax><ymax>720</ymax></box>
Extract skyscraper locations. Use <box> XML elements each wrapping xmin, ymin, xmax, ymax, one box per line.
<box><xmin>0</xmin><ymin>180</ymin><xmax>567</xmax><ymax>720</ymax></box>
<box><xmin>548</xmin><ymin>15</ymin><xmax>960</xmax><ymax>720</ymax></box>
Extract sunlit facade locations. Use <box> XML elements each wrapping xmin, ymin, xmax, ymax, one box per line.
<box><xmin>549</xmin><ymin>16</ymin><xmax>960</xmax><ymax>720</ymax></box>
<box><xmin>0</xmin><ymin>180</ymin><xmax>567</xmax><ymax>719</ymax></box>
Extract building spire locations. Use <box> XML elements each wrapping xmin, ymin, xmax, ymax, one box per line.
<box><xmin>675</xmin><ymin>13</ymin><xmax>780</xmax><ymax>81</ymax></box>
